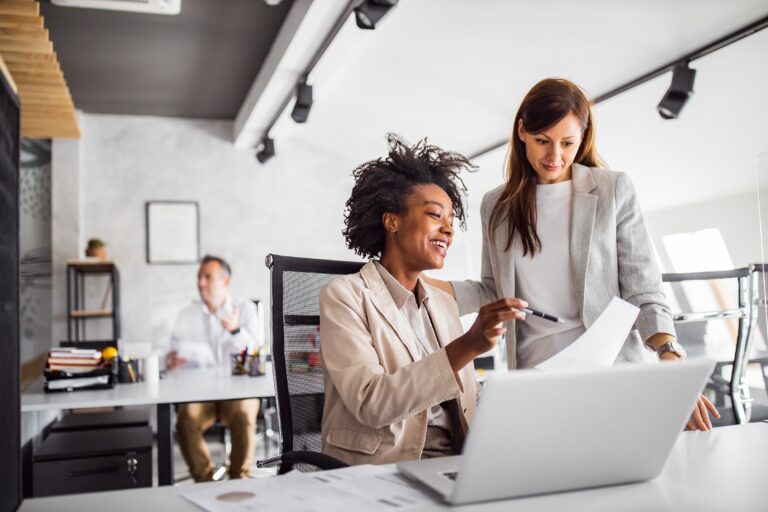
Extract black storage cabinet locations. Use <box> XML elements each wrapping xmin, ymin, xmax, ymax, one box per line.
<box><xmin>32</xmin><ymin>426</ymin><xmax>152</xmax><ymax>497</ymax></box>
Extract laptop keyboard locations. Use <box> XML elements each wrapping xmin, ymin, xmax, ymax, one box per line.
<box><xmin>442</xmin><ymin>471</ymin><xmax>459</xmax><ymax>481</ymax></box>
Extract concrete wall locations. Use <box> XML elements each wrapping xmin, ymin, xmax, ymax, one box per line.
<box><xmin>54</xmin><ymin>113</ymin><xmax>364</xmax><ymax>353</ymax></box>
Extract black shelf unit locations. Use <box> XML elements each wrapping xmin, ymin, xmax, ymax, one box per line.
<box><xmin>66</xmin><ymin>260</ymin><xmax>121</xmax><ymax>349</ymax></box>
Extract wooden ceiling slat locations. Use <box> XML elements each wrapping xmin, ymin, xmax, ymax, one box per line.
<box><xmin>21</xmin><ymin>130</ymin><xmax>80</xmax><ymax>139</ymax></box>
<box><xmin>23</xmin><ymin>114</ymin><xmax>79</xmax><ymax>126</ymax></box>
<box><xmin>22</xmin><ymin>104</ymin><xmax>76</xmax><ymax>116</ymax></box>
<box><xmin>5</xmin><ymin>63</ymin><xmax>61</xmax><ymax>77</ymax></box>
<box><xmin>0</xmin><ymin>2</ymin><xmax>40</xmax><ymax>17</ymax></box>
<box><xmin>22</xmin><ymin>123</ymin><xmax>80</xmax><ymax>137</ymax></box>
<box><xmin>21</xmin><ymin>122</ymin><xmax>77</xmax><ymax>137</ymax></box>
<box><xmin>0</xmin><ymin>3</ymin><xmax>80</xmax><ymax>138</ymax></box>
<box><xmin>0</xmin><ymin>14</ymin><xmax>44</xmax><ymax>27</ymax></box>
<box><xmin>10</xmin><ymin>69</ymin><xmax>64</xmax><ymax>81</ymax></box>
<box><xmin>18</xmin><ymin>95</ymin><xmax>73</xmax><ymax>106</ymax></box>
<box><xmin>5</xmin><ymin>59</ymin><xmax>61</xmax><ymax>74</ymax></box>
<box><xmin>1</xmin><ymin>50</ymin><xmax>57</xmax><ymax>63</ymax></box>
<box><xmin>12</xmin><ymin>72</ymin><xmax>64</xmax><ymax>86</ymax></box>
<box><xmin>0</xmin><ymin>38</ymin><xmax>52</xmax><ymax>53</ymax></box>
<box><xmin>18</xmin><ymin>87</ymin><xmax>71</xmax><ymax>100</ymax></box>
<box><xmin>0</xmin><ymin>26</ymin><xmax>48</xmax><ymax>40</ymax></box>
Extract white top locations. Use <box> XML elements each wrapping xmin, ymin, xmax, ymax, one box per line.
<box><xmin>169</xmin><ymin>296</ymin><xmax>263</xmax><ymax>368</ymax></box>
<box><xmin>515</xmin><ymin>180</ymin><xmax>585</xmax><ymax>368</ymax></box>
<box><xmin>373</xmin><ymin>261</ymin><xmax>450</xmax><ymax>430</ymax></box>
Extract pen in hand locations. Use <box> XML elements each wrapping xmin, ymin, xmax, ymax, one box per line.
<box><xmin>517</xmin><ymin>307</ymin><xmax>564</xmax><ymax>324</ymax></box>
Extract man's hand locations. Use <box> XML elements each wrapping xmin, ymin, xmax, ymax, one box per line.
<box><xmin>220</xmin><ymin>305</ymin><xmax>240</xmax><ymax>333</ymax></box>
<box><xmin>446</xmin><ymin>298</ymin><xmax>527</xmax><ymax>373</ymax></box>
<box><xmin>165</xmin><ymin>350</ymin><xmax>188</xmax><ymax>370</ymax></box>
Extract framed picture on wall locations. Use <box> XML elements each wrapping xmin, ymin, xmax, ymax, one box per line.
<box><xmin>146</xmin><ymin>201</ymin><xmax>200</xmax><ymax>264</ymax></box>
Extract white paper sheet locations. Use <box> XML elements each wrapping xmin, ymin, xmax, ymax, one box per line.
<box><xmin>182</xmin><ymin>465</ymin><xmax>437</xmax><ymax>512</ymax></box>
<box><xmin>536</xmin><ymin>297</ymin><xmax>639</xmax><ymax>370</ymax></box>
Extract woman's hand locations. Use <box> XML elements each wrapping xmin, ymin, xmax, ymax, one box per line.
<box><xmin>657</xmin><ymin>348</ymin><xmax>721</xmax><ymax>431</ymax></box>
<box><xmin>687</xmin><ymin>394</ymin><xmax>720</xmax><ymax>431</ymax></box>
<box><xmin>446</xmin><ymin>298</ymin><xmax>527</xmax><ymax>372</ymax></box>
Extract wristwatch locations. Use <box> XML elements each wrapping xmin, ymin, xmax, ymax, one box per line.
<box><xmin>229</xmin><ymin>327</ymin><xmax>241</xmax><ymax>336</ymax></box>
<box><xmin>656</xmin><ymin>341</ymin><xmax>687</xmax><ymax>359</ymax></box>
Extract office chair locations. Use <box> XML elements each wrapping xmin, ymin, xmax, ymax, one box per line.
<box><xmin>662</xmin><ymin>267</ymin><xmax>767</xmax><ymax>425</ymax></box>
<box><xmin>257</xmin><ymin>254</ymin><xmax>363</xmax><ymax>474</ymax></box>
<box><xmin>747</xmin><ymin>264</ymin><xmax>768</xmax><ymax>411</ymax></box>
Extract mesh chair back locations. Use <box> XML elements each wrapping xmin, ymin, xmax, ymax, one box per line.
<box><xmin>266</xmin><ymin>254</ymin><xmax>363</xmax><ymax>472</ymax></box>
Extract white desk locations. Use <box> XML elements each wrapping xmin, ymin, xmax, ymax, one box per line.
<box><xmin>21</xmin><ymin>367</ymin><xmax>275</xmax><ymax>485</ymax></box>
<box><xmin>20</xmin><ymin>422</ymin><xmax>768</xmax><ymax>511</ymax></box>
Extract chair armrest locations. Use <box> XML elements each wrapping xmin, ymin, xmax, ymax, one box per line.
<box><xmin>257</xmin><ymin>450</ymin><xmax>348</xmax><ymax>471</ymax></box>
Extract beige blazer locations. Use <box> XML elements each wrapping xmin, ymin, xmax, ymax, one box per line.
<box><xmin>453</xmin><ymin>164</ymin><xmax>675</xmax><ymax>369</ymax></box>
<box><xmin>319</xmin><ymin>261</ymin><xmax>478</xmax><ymax>466</ymax></box>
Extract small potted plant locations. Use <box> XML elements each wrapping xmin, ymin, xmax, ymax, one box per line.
<box><xmin>85</xmin><ymin>238</ymin><xmax>108</xmax><ymax>259</ymax></box>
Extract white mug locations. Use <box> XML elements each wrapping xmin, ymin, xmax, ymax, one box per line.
<box><xmin>143</xmin><ymin>354</ymin><xmax>160</xmax><ymax>384</ymax></box>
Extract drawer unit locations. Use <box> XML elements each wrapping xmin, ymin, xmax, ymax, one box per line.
<box><xmin>33</xmin><ymin>426</ymin><xmax>152</xmax><ymax>497</ymax></box>
<box><xmin>51</xmin><ymin>409</ymin><xmax>149</xmax><ymax>432</ymax></box>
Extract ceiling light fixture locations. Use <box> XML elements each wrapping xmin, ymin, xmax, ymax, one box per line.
<box><xmin>468</xmin><ymin>15</ymin><xmax>768</xmax><ymax>160</ymax></box>
<box><xmin>354</xmin><ymin>0</ymin><xmax>398</xmax><ymax>30</ymax></box>
<box><xmin>256</xmin><ymin>135</ymin><xmax>275</xmax><ymax>164</ymax></box>
<box><xmin>657</xmin><ymin>62</ymin><xmax>697</xmax><ymax>120</ymax></box>
<box><xmin>290</xmin><ymin>79</ymin><xmax>313</xmax><ymax>123</ymax></box>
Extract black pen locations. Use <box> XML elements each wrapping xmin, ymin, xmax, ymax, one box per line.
<box><xmin>517</xmin><ymin>307</ymin><xmax>565</xmax><ymax>324</ymax></box>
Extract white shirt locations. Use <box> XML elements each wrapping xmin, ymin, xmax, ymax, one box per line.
<box><xmin>373</xmin><ymin>261</ymin><xmax>451</xmax><ymax>430</ymax></box>
<box><xmin>169</xmin><ymin>296</ymin><xmax>263</xmax><ymax>368</ymax></box>
<box><xmin>514</xmin><ymin>180</ymin><xmax>586</xmax><ymax>368</ymax></box>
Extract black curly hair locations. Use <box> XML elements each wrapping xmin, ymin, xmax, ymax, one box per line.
<box><xmin>343</xmin><ymin>134</ymin><xmax>475</xmax><ymax>259</ymax></box>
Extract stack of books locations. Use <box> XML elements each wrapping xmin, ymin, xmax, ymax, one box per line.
<box><xmin>44</xmin><ymin>348</ymin><xmax>114</xmax><ymax>392</ymax></box>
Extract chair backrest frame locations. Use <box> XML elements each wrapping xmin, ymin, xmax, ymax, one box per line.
<box><xmin>661</xmin><ymin>267</ymin><xmax>752</xmax><ymax>423</ymax></box>
<box><xmin>266</xmin><ymin>253</ymin><xmax>364</xmax><ymax>471</ymax></box>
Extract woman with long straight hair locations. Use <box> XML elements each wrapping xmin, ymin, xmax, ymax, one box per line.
<box><xmin>427</xmin><ymin>78</ymin><xmax>718</xmax><ymax>431</ymax></box>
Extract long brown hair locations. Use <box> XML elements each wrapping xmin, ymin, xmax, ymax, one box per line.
<box><xmin>489</xmin><ymin>78</ymin><xmax>606</xmax><ymax>256</ymax></box>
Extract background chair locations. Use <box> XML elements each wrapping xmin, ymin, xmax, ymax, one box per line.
<box><xmin>662</xmin><ymin>267</ymin><xmax>768</xmax><ymax>425</ymax></box>
<box><xmin>258</xmin><ymin>254</ymin><xmax>363</xmax><ymax>473</ymax></box>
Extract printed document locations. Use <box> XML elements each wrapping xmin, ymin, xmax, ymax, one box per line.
<box><xmin>536</xmin><ymin>297</ymin><xmax>639</xmax><ymax>370</ymax></box>
<box><xmin>182</xmin><ymin>464</ymin><xmax>436</xmax><ymax>512</ymax></box>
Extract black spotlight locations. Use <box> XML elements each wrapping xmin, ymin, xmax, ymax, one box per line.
<box><xmin>657</xmin><ymin>63</ymin><xmax>696</xmax><ymax>120</ymax></box>
<box><xmin>290</xmin><ymin>80</ymin><xmax>313</xmax><ymax>123</ymax></box>
<box><xmin>256</xmin><ymin>135</ymin><xmax>275</xmax><ymax>164</ymax></box>
<box><xmin>354</xmin><ymin>0</ymin><xmax>398</xmax><ymax>30</ymax></box>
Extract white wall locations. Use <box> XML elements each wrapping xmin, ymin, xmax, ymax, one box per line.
<box><xmin>56</xmin><ymin>114</ymin><xmax>364</xmax><ymax>352</ymax></box>
<box><xmin>645</xmin><ymin>188</ymin><xmax>767</xmax><ymax>271</ymax></box>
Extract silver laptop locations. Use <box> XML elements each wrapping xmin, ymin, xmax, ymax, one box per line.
<box><xmin>397</xmin><ymin>359</ymin><xmax>714</xmax><ymax>505</ymax></box>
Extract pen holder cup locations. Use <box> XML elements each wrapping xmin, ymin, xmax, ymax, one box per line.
<box><xmin>116</xmin><ymin>359</ymin><xmax>139</xmax><ymax>384</ymax></box>
<box><xmin>231</xmin><ymin>354</ymin><xmax>249</xmax><ymax>376</ymax></box>
<box><xmin>231</xmin><ymin>353</ymin><xmax>264</xmax><ymax>377</ymax></box>
<box><xmin>247</xmin><ymin>354</ymin><xmax>264</xmax><ymax>377</ymax></box>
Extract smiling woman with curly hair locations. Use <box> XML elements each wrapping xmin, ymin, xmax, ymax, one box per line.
<box><xmin>319</xmin><ymin>134</ymin><xmax>526</xmax><ymax>465</ymax></box>
<box><xmin>342</xmin><ymin>134</ymin><xmax>469</xmax><ymax>259</ymax></box>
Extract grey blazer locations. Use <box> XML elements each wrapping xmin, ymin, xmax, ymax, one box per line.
<box><xmin>452</xmin><ymin>163</ymin><xmax>675</xmax><ymax>369</ymax></box>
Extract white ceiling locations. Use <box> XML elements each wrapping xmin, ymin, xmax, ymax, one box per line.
<box><xmin>268</xmin><ymin>0</ymin><xmax>768</xmax><ymax>211</ymax></box>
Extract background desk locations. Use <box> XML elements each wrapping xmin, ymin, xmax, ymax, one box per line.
<box><xmin>19</xmin><ymin>422</ymin><xmax>768</xmax><ymax>511</ymax></box>
<box><xmin>21</xmin><ymin>367</ymin><xmax>275</xmax><ymax>485</ymax></box>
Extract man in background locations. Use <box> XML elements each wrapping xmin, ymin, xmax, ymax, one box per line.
<box><xmin>165</xmin><ymin>254</ymin><xmax>263</xmax><ymax>481</ymax></box>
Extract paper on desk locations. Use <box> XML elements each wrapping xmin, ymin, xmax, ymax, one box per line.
<box><xmin>182</xmin><ymin>465</ymin><xmax>436</xmax><ymax>512</ymax></box>
<box><xmin>536</xmin><ymin>297</ymin><xmax>639</xmax><ymax>370</ymax></box>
